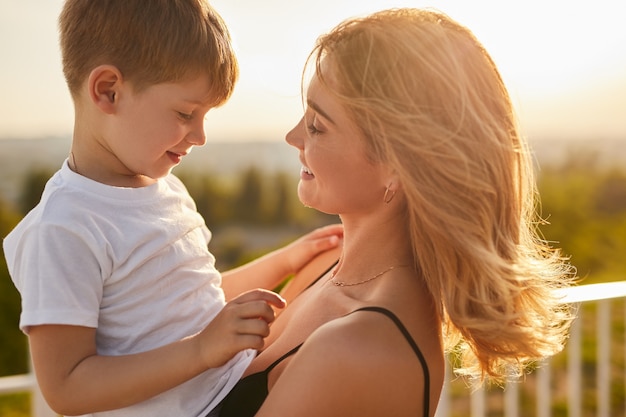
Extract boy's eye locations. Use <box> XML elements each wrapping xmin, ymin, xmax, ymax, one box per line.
<box><xmin>178</xmin><ymin>111</ymin><xmax>193</xmax><ymax>120</ymax></box>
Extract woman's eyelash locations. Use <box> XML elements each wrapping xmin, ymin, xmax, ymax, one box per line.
<box><xmin>307</xmin><ymin>123</ymin><xmax>322</xmax><ymax>135</ymax></box>
<box><xmin>306</xmin><ymin>113</ymin><xmax>323</xmax><ymax>135</ymax></box>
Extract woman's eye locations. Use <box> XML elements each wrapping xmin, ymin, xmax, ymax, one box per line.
<box><xmin>307</xmin><ymin>123</ymin><xmax>322</xmax><ymax>135</ymax></box>
<box><xmin>306</xmin><ymin>114</ymin><xmax>324</xmax><ymax>135</ymax></box>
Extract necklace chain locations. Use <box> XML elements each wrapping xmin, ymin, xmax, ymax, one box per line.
<box><xmin>329</xmin><ymin>265</ymin><xmax>409</xmax><ymax>287</ymax></box>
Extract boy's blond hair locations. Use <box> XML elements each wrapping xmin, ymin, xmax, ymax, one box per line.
<box><xmin>59</xmin><ymin>0</ymin><xmax>238</xmax><ymax>106</ymax></box>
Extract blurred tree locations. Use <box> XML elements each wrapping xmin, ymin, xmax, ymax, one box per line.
<box><xmin>199</xmin><ymin>178</ymin><xmax>236</xmax><ymax>226</ymax></box>
<box><xmin>537</xmin><ymin>161</ymin><xmax>626</xmax><ymax>283</ymax></box>
<box><xmin>594</xmin><ymin>170</ymin><xmax>626</xmax><ymax>216</ymax></box>
<box><xmin>0</xmin><ymin>195</ymin><xmax>28</xmax><ymax>376</ymax></box>
<box><xmin>209</xmin><ymin>229</ymin><xmax>248</xmax><ymax>270</ymax></box>
<box><xmin>178</xmin><ymin>171</ymin><xmax>236</xmax><ymax>227</ymax></box>
<box><xmin>18</xmin><ymin>168</ymin><xmax>53</xmax><ymax>215</ymax></box>
<box><xmin>270</xmin><ymin>172</ymin><xmax>294</xmax><ymax>225</ymax></box>
<box><xmin>234</xmin><ymin>167</ymin><xmax>265</xmax><ymax>224</ymax></box>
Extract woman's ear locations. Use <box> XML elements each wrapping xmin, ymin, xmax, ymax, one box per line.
<box><xmin>384</xmin><ymin>168</ymin><xmax>401</xmax><ymax>191</ymax></box>
<box><xmin>87</xmin><ymin>65</ymin><xmax>123</xmax><ymax>114</ymax></box>
<box><xmin>382</xmin><ymin>169</ymin><xmax>402</xmax><ymax>202</ymax></box>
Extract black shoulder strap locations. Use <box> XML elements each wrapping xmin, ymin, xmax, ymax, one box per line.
<box><xmin>264</xmin><ymin>343</ymin><xmax>303</xmax><ymax>374</ymax></box>
<box><xmin>303</xmin><ymin>259</ymin><xmax>339</xmax><ymax>291</ymax></box>
<box><xmin>352</xmin><ymin>306</ymin><xmax>431</xmax><ymax>417</ymax></box>
<box><xmin>261</xmin><ymin>262</ymin><xmax>338</xmax><ymax>374</ymax></box>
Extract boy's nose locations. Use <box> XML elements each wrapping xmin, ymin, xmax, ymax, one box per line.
<box><xmin>187</xmin><ymin>123</ymin><xmax>207</xmax><ymax>146</ymax></box>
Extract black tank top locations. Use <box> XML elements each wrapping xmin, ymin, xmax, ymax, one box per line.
<box><xmin>216</xmin><ymin>268</ymin><xmax>431</xmax><ymax>417</ymax></box>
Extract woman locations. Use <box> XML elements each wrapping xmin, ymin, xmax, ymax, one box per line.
<box><xmin>217</xmin><ymin>8</ymin><xmax>575</xmax><ymax>417</ymax></box>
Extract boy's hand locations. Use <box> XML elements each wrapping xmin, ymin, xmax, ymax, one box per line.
<box><xmin>197</xmin><ymin>289</ymin><xmax>286</xmax><ymax>368</ymax></box>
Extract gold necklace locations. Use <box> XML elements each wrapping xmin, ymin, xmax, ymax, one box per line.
<box><xmin>329</xmin><ymin>265</ymin><xmax>409</xmax><ymax>287</ymax></box>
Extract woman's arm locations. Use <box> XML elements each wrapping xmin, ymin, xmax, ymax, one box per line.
<box><xmin>220</xmin><ymin>224</ymin><xmax>342</xmax><ymax>300</ymax></box>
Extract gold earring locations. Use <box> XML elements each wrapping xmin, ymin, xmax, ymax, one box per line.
<box><xmin>383</xmin><ymin>186</ymin><xmax>396</xmax><ymax>204</ymax></box>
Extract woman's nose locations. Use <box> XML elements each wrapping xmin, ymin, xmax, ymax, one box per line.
<box><xmin>285</xmin><ymin>117</ymin><xmax>305</xmax><ymax>149</ymax></box>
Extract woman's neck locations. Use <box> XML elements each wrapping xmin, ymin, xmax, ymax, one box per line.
<box><xmin>336</xmin><ymin>215</ymin><xmax>414</xmax><ymax>278</ymax></box>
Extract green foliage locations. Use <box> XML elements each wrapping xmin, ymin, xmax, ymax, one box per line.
<box><xmin>177</xmin><ymin>167</ymin><xmax>337</xmax><ymax>234</ymax></box>
<box><xmin>18</xmin><ymin>169</ymin><xmax>53</xmax><ymax>215</ymax></box>
<box><xmin>0</xmin><ymin>393</ymin><xmax>29</xmax><ymax>417</ymax></box>
<box><xmin>234</xmin><ymin>167</ymin><xmax>266</xmax><ymax>224</ymax></box>
<box><xmin>537</xmin><ymin>160</ymin><xmax>626</xmax><ymax>283</ymax></box>
<box><xmin>176</xmin><ymin>170</ymin><xmax>236</xmax><ymax>226</ymax></box>
<box><xmin>271</xmin><ymin>172</ymin><xmax>293</xmax><ymax>225</ymax></box>
<box><xmin>0</xmin><ymin>197</ymin><xmax>28</xmax><ymax>376</ymax></box>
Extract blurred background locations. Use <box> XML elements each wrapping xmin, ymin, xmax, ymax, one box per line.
<box><xmin>1</xmin><ymin>1</ymin><xmax>625</xmax><ymax>416</ymax></box>
<box><xmin>1</xmin><ymin>0</ymin><xmax>625</xmax><ymax>141</ymax></box>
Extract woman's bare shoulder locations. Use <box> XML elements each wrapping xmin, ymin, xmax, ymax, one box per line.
<box><xmin>258</xmin><ymin>309</ymin><xmax>431</xmax><ymax>416</ymax></box>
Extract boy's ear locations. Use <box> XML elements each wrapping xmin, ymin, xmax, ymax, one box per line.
<box><xmin>87</xmin><ymin>65</ymin><xmax>123</xmax><ymax>114</ymax></box>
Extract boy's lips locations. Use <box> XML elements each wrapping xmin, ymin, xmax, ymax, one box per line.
<box><xmin>167</xmin><ymin>150</ymin><xmax>187</xmax><ymax>164</ymax></box>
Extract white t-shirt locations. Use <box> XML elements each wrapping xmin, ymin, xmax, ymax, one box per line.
<box><xmin>3</xmin><ymin>160</ymin><xmax>253</xmax><ymax>417</ymax></box>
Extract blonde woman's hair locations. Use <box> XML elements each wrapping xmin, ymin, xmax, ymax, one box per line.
<box><xmin>308</xmin><ymin>8</ymin><xmax>575</xmax><ymax>383</ymax></box>
<box><xmin>59</xmin><ymin>0</ymin><xmax>238</xmax><ymax>107</ymax></box>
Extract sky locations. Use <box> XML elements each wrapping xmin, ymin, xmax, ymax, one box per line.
<box><xmin>0</xmin><ymin>0</ymin><xmax>625</xmax><ymax>143</ymax></box>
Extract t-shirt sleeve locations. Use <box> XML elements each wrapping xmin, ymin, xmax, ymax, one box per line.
<box><xmin>9</xmin><ymin>222</ymin><xmax>104</xmax><ymax>333</ymax></box>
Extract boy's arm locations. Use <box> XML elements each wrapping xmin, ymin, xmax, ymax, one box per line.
<box><xmin>28</xmin><ymin>289</ymin><xmax>285</xmax><ymax>416</ymax></box>
<box><xmin>220</xmin><ymin>224</ymin><xmax>342</xmax><ymax>300</ymax></box>
<box><xmin>277</xmin><ymin>246</ymin><xmax>341</xmax><ymax>303</ymax></box>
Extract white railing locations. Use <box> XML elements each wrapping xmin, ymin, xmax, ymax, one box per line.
<box><xmin>436</xmin><ymin>280</ymin><xmax>626</xmax><ymax>417</ymax></box>
<box><xmin>2</xmin><ymin>280</ymin><xmax>626</xmax><ymax>417</ymax></box>
<box><xmin>0</xmin><ymin>368</ymin><xmax>55</xmax><ymax>417</ymax></box>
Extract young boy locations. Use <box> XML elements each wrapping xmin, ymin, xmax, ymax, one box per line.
<box><xmin>2</xmin><ymin>1</ymin><xmax>341</xmax><ymax>416</ymax></box>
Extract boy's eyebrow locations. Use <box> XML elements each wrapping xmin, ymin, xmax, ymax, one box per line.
<box><xmin>306</xmin><ymin>99</ymin><xmax>335</xmax><ymax>124</ymax></box>
<box><xmin>185</xmin><ymin>97</ymin><xmax>214</xmax><ymax>105</ymax></box>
